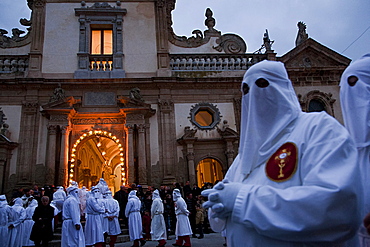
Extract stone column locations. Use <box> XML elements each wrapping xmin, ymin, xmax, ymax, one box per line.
<box><xmin>126</xmin><ymin>124</ymin><xmax>135</xmax><ymax>184</ymax></box>
<box><xmin>137</xmin><ymin>124</ymin><xmax>147</xmax><ymax>185</ymax></box>
<box><xmin>186</xmin><ymin>151</ymin><xmax>196</xmax><ymax>186</ymax></box>
<box><xmin>46</xmin><ymin>125</ymin><xmax>57</xmax><ymax>185</ymax></box>
<box><xmin>59</xmin><ymin>126</ymin><xmax>70</xmax><ymax>187</ymax></box>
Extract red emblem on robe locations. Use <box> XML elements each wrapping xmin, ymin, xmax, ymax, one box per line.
<box><xmin>265</xmin><ymin>142</ymin><xmax>298</xmax><ymax>182</ymax></box>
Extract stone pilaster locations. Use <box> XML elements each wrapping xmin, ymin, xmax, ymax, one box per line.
<box><xmin>17</xmin><ymin>101</ymin><xmax>39</xmax><ymax>185</ymax></box>
<box><xmin>158</xmin><ymin>99</ymin><xmax>176</xmax><ymax>184</ymax></box>
<box><xmin>27</xmin><ymin>0</ymin><xmax>46</xmax><ymax>78</ymax></box>
<box><xmin>186</xmin><ymin>151</ymin><xmax>196</xmax><ymax>186</ymax></box>
<box><xmin>126</xmin><ymin>124</ymin><xmax>135</xmax><ymax>184</ymax></box>
<box><xmin>46</xmin><ymin>125</ymin><xmax>57</xmax><ymax>185</ymax></box>
<box><xmin>59</xmin><ymin>125</ymin><xmax>70</xmax><ymax>187</ymax></box>
<box><xmin>137</xmin><ymin>124</ymin><xmax>147</xmax><ymax>185</ymax></box>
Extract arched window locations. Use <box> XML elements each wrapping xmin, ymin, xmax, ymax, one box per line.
<box><xmin>298</xmin><ymin>90</ymin><xmax>336</xmax><ymax>117</ymax></box>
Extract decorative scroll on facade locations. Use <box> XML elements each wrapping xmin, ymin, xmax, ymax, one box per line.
<box><xmin>167</xmin><ymin>3</ymin><xmax>246</xmax><ymax>54</ymax></box>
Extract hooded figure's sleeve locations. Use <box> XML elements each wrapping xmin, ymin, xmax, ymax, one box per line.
<box><xmin>228</xmin><ymin>114</ymin><xmax>363</xmax><ymax>242</ymax></box>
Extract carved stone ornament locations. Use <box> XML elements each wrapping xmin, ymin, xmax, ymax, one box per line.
<box><xmin>49</xmin><ymin>84</ymin><xmax>66</xmax><ymax>103</ymax></box>
<box><xmin>296</xmin><ymin>21</ymin><xmax>309</xmax><ymax>47</ymax></box>
<box><xmin>71</xmin><ymin>117</ymin><xmax>125</xmax><ymax>125</ymax></box>
<box><xmin>213</xmin><ymin>34</ymin><xmax>247</xmax><ymax>54</ymax></box>
<box><xmin>167</xmin><ymin>5</ymin><xmax>246</xmax><ymax>53</ymax></box>
<box><xmin>0</xmin><ymin>0</ymin><xmax>34</xmax><ymax>48</ymax></box>
<box><xmin>0</xmin><ymin>108</ymin><xmax>7</xmax><ymax>127</ymax></box>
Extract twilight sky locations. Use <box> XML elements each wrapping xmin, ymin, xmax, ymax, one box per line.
<box><xmin>1</xmin><ymin>0</ymin><xmax>369</xmax><ymax>61</ymax></box>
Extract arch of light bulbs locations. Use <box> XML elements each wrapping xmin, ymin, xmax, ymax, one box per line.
<box><xmin>70</xmin><ymin>130</ymin><xmax>126</xmax><ymax>185</ymax></box>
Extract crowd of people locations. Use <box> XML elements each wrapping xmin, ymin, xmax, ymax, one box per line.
<box><xmin>0</xmin><ymin>179</ymin><xmax>214</xmax><ymax>247</ymax></box>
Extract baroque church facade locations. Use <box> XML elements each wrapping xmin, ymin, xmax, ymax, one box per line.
<box><xmin>0</xmin><ymin>0</ymin><xmax>351</xmax><ymax>195</ymax></box>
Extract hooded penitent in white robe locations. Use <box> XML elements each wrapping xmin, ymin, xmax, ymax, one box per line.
<box><xmin>61</xmin><ymin>186</ymin><xmax>85</xmax><ymax>247</ymax></box>
<box><xmin>125</xmin><ymin>190</ymin><xmax>143</xmax><ymax>241</ymax></box>
<box><xmin>22</xmin><ymin>199</ymin><xmax>38</xmax><ymax>246</ymax></box>
<box><xmin>85</xmin><ymin>186</ymin><xmax>105</xmax><ymax>246</ymax></box>
<box><xmin>203</xmin><ymin>60</ymin><xmax>362</xmax><ymax>247</ymax></box>
<box><xmin>340</xmin><ymin>53</ymin><xmax>370</xmax><ymax>247</ymax></box>
<box><xmin>7</xmin><ymin>198</ymin><xmax>26</xmax><ymax>247</ymax></box>
<box><xmin>103</xmin><ymin>191</ymin><xmax>121</xmax><ymax>236</ymax></box>
<box><xmin>173</xmin><ymin>189</ymin><xmax>192</xmax><ymax>237</ymax></box>
<box><xmin>52</xmin><ymin>186</ymin><xmax>66</xmax><ymax>213</ymax></box>
<box><xmin>79</xmin><ymin>186</ymin><xmax>87</xmax><ymax>216</ymax></box>
<box><xmin>150</xmin><ymin>189</ymin><xmax>167</xmax><ymax>241</ymax></box>
<box><xmin>0</xmin><ymin>195</ymin><xmax>9</xmax><ymax>247</ymax></box>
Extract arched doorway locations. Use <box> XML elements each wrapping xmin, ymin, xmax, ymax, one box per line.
<box><xmin>69</xmin><ymin>130</ymin><xmax>126</xmax><ymax>192</ymax></box>
<box><xmin>196</xmin><ymin>158</ymin><xmax>224</xmax><ymax>188</ymax></box>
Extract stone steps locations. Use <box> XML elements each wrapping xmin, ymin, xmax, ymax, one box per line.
<box><xmin>49</xmin><ymin>222</ymin><xmax>130</xmax><ymax>246</ymax></box>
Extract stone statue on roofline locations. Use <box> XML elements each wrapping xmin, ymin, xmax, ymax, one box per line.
<box><xmin>296</xmin><ymin>21</ymin><xmax>308</xmax><ymax>46</ymax></box>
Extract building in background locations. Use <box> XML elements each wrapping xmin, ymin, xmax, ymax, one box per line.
<box><xmin>0</xmin><ymin>0</ymin><xmax>350</xmax><ymax>195</ymax></box>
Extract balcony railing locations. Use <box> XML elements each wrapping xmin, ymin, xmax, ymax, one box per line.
<box><xmin>169</xmin><ymin>53</ymin><xmax>267</xmax><ymax>71</ymax></box>
<box><xmin>89</xmin><ymin>55</ymin><xmax>113</xmax><ymax>71</ymax></box>
<box><xmin>0</xmin><ymin>55</ymin><xmax>29</xmax><ymax>74</ymax></box>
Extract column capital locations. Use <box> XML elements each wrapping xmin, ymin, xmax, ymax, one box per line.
<box><xmin>47</xmin><ymin>125</ymin><xmax>58</xmax><ymax>134</ymax></box>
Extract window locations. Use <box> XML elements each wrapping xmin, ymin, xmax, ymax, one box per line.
<box><xmin>308</xmin><ymin>99</ymin><xmax>326</xmax><ymax>112</ymax></box>
<box><xmin>74</xmin><ymin>2</ymin><xmax>126</xmax><ymax>79</ymax></box>
<box><xmin>194</xmin><ymin>110</ymin><xmax>214</xmax><ymax>127</ymax></box>
<box><xmin>90</xmin><ymin>28</ymin><xmax>113</xmax><ymax>71</ymax></box>
<box><xmin>91</xmin><ymin>29</ymin><xmax>113</xmax><ymax>55</ymax></box>
<box><xmin>189</xmin><ymin>103</ymin><xmax>221</xmax><ymax>130</ymax></box>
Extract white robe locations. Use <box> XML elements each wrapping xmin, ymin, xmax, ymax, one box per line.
<box><xmin>0</xmin><ymin>203</ymin><xmax>9</xmax><ymax>247</ymax></box>
<box><xmin>22</xmin><ymin>200</ymin><xmax>38</xmax><ymax>247</ymax></box>
<box><xmin>61</xmin><ymin>195</ymin><xmax>85</xmax><ymax>247</ymax></box>
<box><xmin>174</xmin><ymin>197</ymin><xmax>192</xmax><ymax>237</ymax></box>
<box><xmin>209</xmin><ymin>112</ymin><xmax>362</xmax><ymax>247</ymax></box>
<box><xmin>52</xmin><ymin>188</ymin><xmax>66</xmax><ymax>212</ymax></box>
<box><xmin>7</xmin><ymin>199</ymin><xmax>26</xmax><ymax>247</ymax></box>
<box><xmin>79</xmin><ymin>187</ymin><xmax>87</xmax><ymax>216</ymax></box>
<box><xmin>339</xmin><ymin>53</ymin><xmax>370</xmax><ymax>247</ymax></box>
<box><xmin>84</xmin><ymin>197</ymin><xmax>105</xmax><ymax>245</ymax></box>
<box><xmin>99</xmin><ymin>198</ymin><xmax>109</xmax><ymax>234</ymax></box>
<box><xmin>125</xmin><ymin>195</ymin><xmax>143</xmax><ymax>241</ymax></box>
<box><xmin>150</xmin><ymin>198</ymin><xmax>167</xmax><ymax>240</ymax></box>
<box><xmin>103</xmin><ymin>197</ymin><xmax>121</xmax><ymax>236</ymax></box>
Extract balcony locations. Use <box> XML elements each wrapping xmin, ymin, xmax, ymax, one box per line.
<box><xmin>0</xmin><ymin>55</ymin><xmax>29</xmax><ymax>75</ymax></box>
<box><xmin>170</xmin><ymin>53</ymin><xmax>267</xmax><ymax>71</ymax></box>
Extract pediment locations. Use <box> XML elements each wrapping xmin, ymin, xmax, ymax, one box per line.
<box><xmin>117</xmin><ymin>96</ymin><xmax>152</xmax><ymax>109</ymax></box>
<box><xmin>280</xmin><ymin>38</ymin><xmax>351</xmax><ymax>68</ymax></box>
<box><xmin>41</xmin><ymin>96</ymin><xmax>80</xmax><ymax>110</ymax></box>
<box><xmin>0</xmin><ymin>134</ymin><xmax>18</xmax><ymax>148</ymax></box>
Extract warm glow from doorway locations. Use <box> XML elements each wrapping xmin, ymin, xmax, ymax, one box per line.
<box><xmin>69</xmin><ymin>130</ymin><xmax>126</xmax><ymax>186</ymax></box>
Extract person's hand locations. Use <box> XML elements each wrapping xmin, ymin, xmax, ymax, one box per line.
<box><xmin>75</xmin><ymin>224</ymin><xmax>81</xmax><ymax>230</ymax></box>
<box><xmin>201</xmin><ymin>179</ymin><xmax>242</xmax><ymax>219</ymax></box>
<box><xmin>364</xmin><ymin>212</ymin><xmax>370</xmax><ymax>234</ymax></box>
<box><xmin>8</xmin><ymin>224</ymin><xmax>14</xmax><ymax>229</ymax></box>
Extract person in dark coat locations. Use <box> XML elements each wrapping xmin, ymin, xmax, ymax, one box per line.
<box><xmin>30</xmin><ymin>196</ymin><xmax>54</xmax><ymax>247</ymax></box>
<box><xmin>114</xmin><ymin>185</ymin><xmax>128</xmax><ymax>227</ymax></box>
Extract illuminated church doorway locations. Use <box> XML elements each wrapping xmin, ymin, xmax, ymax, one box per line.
<box><xmin>69</xmin><ymin>130</ymin><xmax>126</xmax><ymax>192</ymax></box>
<box><xmin>196</xmin><ymin>158</ymin><xmax>224</xmax><ymax>188</ymax></box>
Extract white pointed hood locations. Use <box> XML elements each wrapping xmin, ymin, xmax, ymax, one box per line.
<box><xmin>340</xmin><ymin>53</ymin><xmax>370</xmax><ymax>148</ymax></box>
<box><xmin>238</xmin><ymin>60</ymin><xmax>301</xmax><ymax>176</ymax></box>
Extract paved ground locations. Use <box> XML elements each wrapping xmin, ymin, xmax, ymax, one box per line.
<box><xmin>115</xmin><ymin>232</ymin><xmax>226</xmax><ymax>247</ymax></box>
